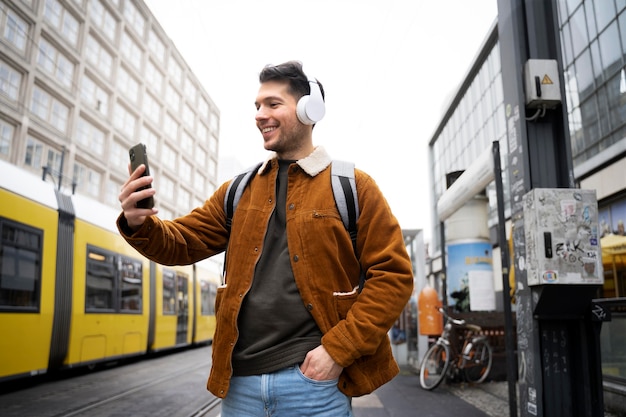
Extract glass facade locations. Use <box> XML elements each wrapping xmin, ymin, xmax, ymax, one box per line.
<box><xmin>557</xmin><ymin>0</ymin><xmax>626</xmax><ymax>168</ymax></box>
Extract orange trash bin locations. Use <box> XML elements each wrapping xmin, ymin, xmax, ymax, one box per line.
<box><xmin>418</xmin><ymin>286</ymin><xmax>443</xmax><ymax>336</ymax></box>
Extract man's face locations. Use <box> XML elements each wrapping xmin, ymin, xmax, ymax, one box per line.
<box><xmin>255</xmin><ymin>80</ymin><xmax>309</xmax><ymax>157</ymax></box>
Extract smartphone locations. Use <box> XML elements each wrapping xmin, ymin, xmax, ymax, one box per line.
<box><xmin>128</xmin><ymin>143</ymin><xmax>155</xmax><ymax>209</ymax></box>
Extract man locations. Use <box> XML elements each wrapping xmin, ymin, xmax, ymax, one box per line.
<box><xmin>118</xmin><ymin>61</ymin><xmax>413</xmax><ymax>416</ymax></box>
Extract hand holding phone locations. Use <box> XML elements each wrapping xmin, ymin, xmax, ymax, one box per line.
<box><xmin>128</xmin><ymin>143</ymin><xmax>155</xmax><ymax>209</ymax></box>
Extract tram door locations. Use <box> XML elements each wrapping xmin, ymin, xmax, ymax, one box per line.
<box><xmin>176</xmin><ymin>273</ymin><xmax>189</xmax><ymax>345</ymax></box>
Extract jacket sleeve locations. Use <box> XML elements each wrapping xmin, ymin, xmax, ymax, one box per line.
<box><xmin>117</xmin><ymin>181</ymin><xmax>231</xmax><ymax>265</ymax></box>
<box><xmin>321</xmin><ymin>171</ymin><xmax>414</xmax><ymax>367</ymax></box>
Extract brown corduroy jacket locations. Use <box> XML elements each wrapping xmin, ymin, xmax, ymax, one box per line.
<box><xmin>117</xmin><ymin>146</ymin><xmax>414</xmax><ymax>398</ymax></box>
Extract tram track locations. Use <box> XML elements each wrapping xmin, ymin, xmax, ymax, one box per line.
<box><xmin>54</xmin><ymin>358</ymin><xmax>212</xmax><ymax>417</ymax></box>
<box><xmin>1</xmin><ymin>346</ymin><xmax>219</xmax><ymax>417</ymax></box>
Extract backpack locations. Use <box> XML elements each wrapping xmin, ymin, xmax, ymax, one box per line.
<box><xmin>224</xmin><ymin>160</ymin><xmax>365</xmax><ymax>289</ymax></box>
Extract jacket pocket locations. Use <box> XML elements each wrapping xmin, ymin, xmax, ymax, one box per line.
<box><xmin>333</xmin><ymin>287</ymin><xmax>359</xmax><ymax>321</ymax></box>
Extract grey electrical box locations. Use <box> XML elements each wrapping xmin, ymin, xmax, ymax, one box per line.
<box><xmin>524</xmin><ymin>59</ymin><xmax>561</xmax><ymax>109</ymax></box>
<box><xmin>523</xmin><ymin>188</ymin><xmax>603</xmax><ymax>286</ymax></box>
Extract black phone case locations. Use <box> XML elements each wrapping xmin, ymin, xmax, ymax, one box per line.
<box><xmin>129</xmin><ymin>143</ymin><xmax>154</xmax><ymax>209</ymax></box>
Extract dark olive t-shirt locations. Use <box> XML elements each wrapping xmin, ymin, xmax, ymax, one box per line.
<box><xmin>231</xmin><ymin>160</ymin><xmax>322</xmax><ymax>376</ymax></box>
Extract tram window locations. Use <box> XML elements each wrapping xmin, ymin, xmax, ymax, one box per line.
<box><xmin>177</xmin><ymin>273</ymin><xmax>189</xmax><ymax>316</ymax></box>
<box><xmin>120</xmin><ymin>257</ymin><xmax>142</xmax><ymax>312</ymax></box>
<box><xmin>163</xmin><ymin>269</ymin><xmax>176</xmax><ymax>315</ymax></box>
<box><xmin>0</xmin><ymin>218</ymin><xmax>42</xmax><ymax>311</ymax></box>
<box><xmin>86</xmin><ymin>247</ymin><xmax>115</xmax><ymax>311</ymax></box>
<box><xmin>200</xmin><ymin>281</ymin><xmax>216</xmax><ymax>315</ymax></box>
<box><xmin>85</xmin><ymin>245</ymin><xmax>143</xmax><ymax>313</ymax></box>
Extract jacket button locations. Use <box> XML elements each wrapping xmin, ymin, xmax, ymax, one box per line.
<box><xmin>306</xmin><ymin>303</ymin><xmax>313</xmax><ymax>311</ymax></box>
<box><xmin>293</xmin><ymin>255</ymin><xmax>299</xmax><ymax>262</ymax></box>
<box><xmin>288</xmin><ymin>203</ymin><xmax>295</xmax><ymax>210</ymax></box>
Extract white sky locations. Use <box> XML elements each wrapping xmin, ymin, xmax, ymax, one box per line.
<box><xmin>145</xmin><ymin>0</ymin><xmax>498</xmax><ymax>241</ymax></box>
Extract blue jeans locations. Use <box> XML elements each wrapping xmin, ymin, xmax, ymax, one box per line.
<box><xmin>221</xmin><ymin>365</ymin><xmax>353</xmax><ymax>417</ymax></box>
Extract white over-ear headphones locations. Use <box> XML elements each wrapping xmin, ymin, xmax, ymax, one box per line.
<box><xmin>296</xmin><ymin>73</ymin><xmax>325</xmax><ymax>125</ymax></box>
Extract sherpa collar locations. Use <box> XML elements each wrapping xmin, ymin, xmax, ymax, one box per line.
<box><xmin>258</xmin><ymin>146</ymin><xmax>332</xmax><ymax>177</ymax></box>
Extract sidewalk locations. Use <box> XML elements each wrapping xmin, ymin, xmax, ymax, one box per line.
<box><xmin>354</xmin><ymin>367</ymin><xmax>619</xmax><ymax>417</ymax></box>
<box><xmin>352</xmin><ymin>367</ymin><xmax>503</xmax><ymax>417</ymax></box>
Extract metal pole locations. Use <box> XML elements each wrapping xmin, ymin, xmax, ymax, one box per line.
<box><xmin>493</xmin><ymin>141</ymin><xmax>518</xmax><ymax>417</ymax></box>
<box><xmin>439</xmin><ymin>221</ymin><xmax>447</xmax><ymax>308</ymax></box>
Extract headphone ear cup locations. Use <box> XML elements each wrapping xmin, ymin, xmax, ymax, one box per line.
<box><xmin>296</xmin><ymin>95</ymin><xmax>314</xmax><ymax>125</ymax></box>
<box><xmin>296</xmin><ymin>78</ymin><xmax>326</xmax><ymax>125</ymax></box>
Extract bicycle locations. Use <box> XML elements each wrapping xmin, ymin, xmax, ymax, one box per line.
<box><xmin>419</xmin><ymin>307</ymin><xmax>493</xmax><ymax>390</ymax></box>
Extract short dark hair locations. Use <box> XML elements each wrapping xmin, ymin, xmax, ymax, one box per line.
<box><xmin>259</xmin><ymin>60</ymin><xmax>325</xmax><ymax>102</ymax></box>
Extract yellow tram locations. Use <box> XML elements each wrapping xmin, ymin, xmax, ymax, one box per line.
<box><xmin>0</xmin><ymin>160</ymin><xmax>218</xmax><ymax>382</ymax></box>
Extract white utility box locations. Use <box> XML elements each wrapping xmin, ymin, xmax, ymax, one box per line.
<box><xmin>524</xmin><ymin>59</ymin><xmax>561</xmax><ymax>109</ymax></box>
<box><xmin>523</xmin><ymin>188</ymin><xmax>603</xmax><ymax>286</ymax></box>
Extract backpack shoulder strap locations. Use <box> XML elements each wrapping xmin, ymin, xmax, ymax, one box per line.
<box><xmin>331</xmin><ymin>160</ymin><xmax>359</xmax><ymax>250</ymax></box>
<box><xmin>331</xmin><ymin>160</ymin><xmax>366</xmax><ymax>291</ymax></box>
<box><xmin>224</xmin><ymin>162</ymin><xmax>262</xmax><ymax>233</ymax></box>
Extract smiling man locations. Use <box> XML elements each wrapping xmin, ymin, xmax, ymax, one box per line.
<box><xmin>117</xmin><ymin>60</ymin><xmax>413</xmax><ymax>417</ymax></box>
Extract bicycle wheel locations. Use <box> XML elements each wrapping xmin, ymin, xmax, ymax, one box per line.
<box><xmin>463</xmin><ymin>339</ymin><xmax>492</xmax><ymax>383</ymax></box>
<box><xmin>419</xmin><ymin>343</ymin><xmax>450</xmax><ymax>390</ymax></box>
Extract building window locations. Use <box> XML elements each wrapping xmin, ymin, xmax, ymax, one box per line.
<box><xmin>178</xmin><ymin>187</ymin><xmax>190</xmax><ymax>209</ymax></box>
<box><xmin>90</xmin><ymin>0</ymin><xmax>117</xmax><ymax>43</ymax></box>
<box><xmin>80</xmin><ymin>74</ymin><xmax>109</xmax><ymax>116</ymax></box>
<box><xmin>30</xmin><ymin>86</ymin><xmax>70</xmax><ymax>133</ymax></box>
<box><xmin>181</xmin><ymin>130</ymin><xmax>193</xmax><ymax>154</ymax></box>
<box><xmin>76</xmin><ymin>117</ymin><xmax>105</xmax><ymax>155</ymax></box>
<box><xmin>209</xmin><ymin>133</ymin><xmax>217</xmax><ymax>157</ymax></box>
<box><xmin>163</xmin><ymin>113</ymin><xmax>177</xmax><ymax>140</ymax></box>
<box><xmin>113</xmin><ymin>102</ymin><xmax>137</xmax><ymax>139</ymax></box>
<box><xmin>180</xmin><ymin>158</ymin><xmax>191</xmax><ymax>183</ymax></box>
<box><xmin>168</xmin><ymin>58</ymin><xmax>183</xmax><ymax>86</ymax></box>
<box><xmin>208</xmin><ymin>158</ymin><xmax>216</xmax><ymax>179</ymax></box>
<box><xmin>145</xmin><ymin>60</ymin><xmax>163</xmax><ymax>95</ymax></box>
<box><xmin>117</xmin><ymin>66</ymin><xmax>139</xmax><ymax>104</ymax></box>
<box><xmin>43</xmin><ymin>0</ymin><xmax>79</xmax><ymax>48</ymax></box>
<box><xmin>209</xmin><ymin>110</ymin><xmax>219</xmax><ymax>135</ymax></box>
<box><xmin>24</xmin><ymin>136</ymin><xmax>62</xmax><ymax>173</ymax></box>
<box><xmin>1</xmin><ymin>4</ymin><xmax>28</xmax><ymax>53</ymax></box>
<box><xmin>139</xmin><ymin>125</ymin><xmax>159</xmax><ymax>157</ymax></box>
<box><xmin>105</xmin><ymin>179</ymin><xmax>121</xmax><ymax>207</ymax></box>
<box><xmin>73</xmin><ymin>162</ymin><xmax>101</xmax><ymax>197</ymax></box>
<box><xmin>197</xmin><ymin>122</ymin><xmax>207</xmax><ymax>146</ymax></box>
<box><xmin>184</xmin><ymin>77</ymin><xmax>196</xmax><ymax>104</ymax></box>
<box><xmin>183</xmin><ymin>103</ymin><xmax>195</xmax><ymax>129</ymax></box>
<box><xmin>165</xmin><ymin>83</ymin><xmax>180</xmax><ymax>113</ymax></box>
<box><xmin>85</xmin><ymin>35</ymin><xmax>113</xmax><ymax>79</ymax></box>
<box><xmin>194</xmin><ymin>146</ymin><xmax>206</xmax><ymax>167</ymax></box>
<box><xmin>162</xmin><ymin>143</ymin><xmax>176</xmax><ymax>171</ymax></box>
<box><xmin>108</xmin><ymin>140</ymin><xmax>126</xmax><ymax>172</ymax></box>
<box><xmin>199</xmin><ymin>97</ymin><xmax>209</xmax><ymax>120</ymax></box>
<box><xmin>160</xmin><ymin>174</ymin><xmax>174</xmax><ymax>201</ymax></box>
<box><xmin>122</xmin><ymin>0</ymin><xmax>145</xmax><ymax>37</ymax></box>
<box><xmin>143</xmin><ymin>92</ymin><xmax>161</xmax><ymax>124</ymax></box>
<box><xmin>0</xmin><ymin>119</ymin><xmax>14</xmax><ymax>158</ymax></box>
<box><xmin>194</xmin><ymin>171</ymin><xmax>205</xmax><ymax>195</ymax></box>
<box><xmin>37</xmin><ymin>37</ymin><xmax>75</xmax><ymax>89</ymax></box>
<box><xmin>120</xmin><ymin>30</ymin><xmax>142</xmax><ymax>71</ymax></box>
<box><xmin>0</xmin><ymin>218</ymin><xmax>42</xmax><ymax>310</ymax></box>
<box><xmin>0</xmin><ymin>59</ymin><xmax>22</xmax><ymax>102</ymax></box>
<box><xmin>148</xmin><ymin>29</ymin><xmax>166</xmax><ymax>63</ymax></box>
